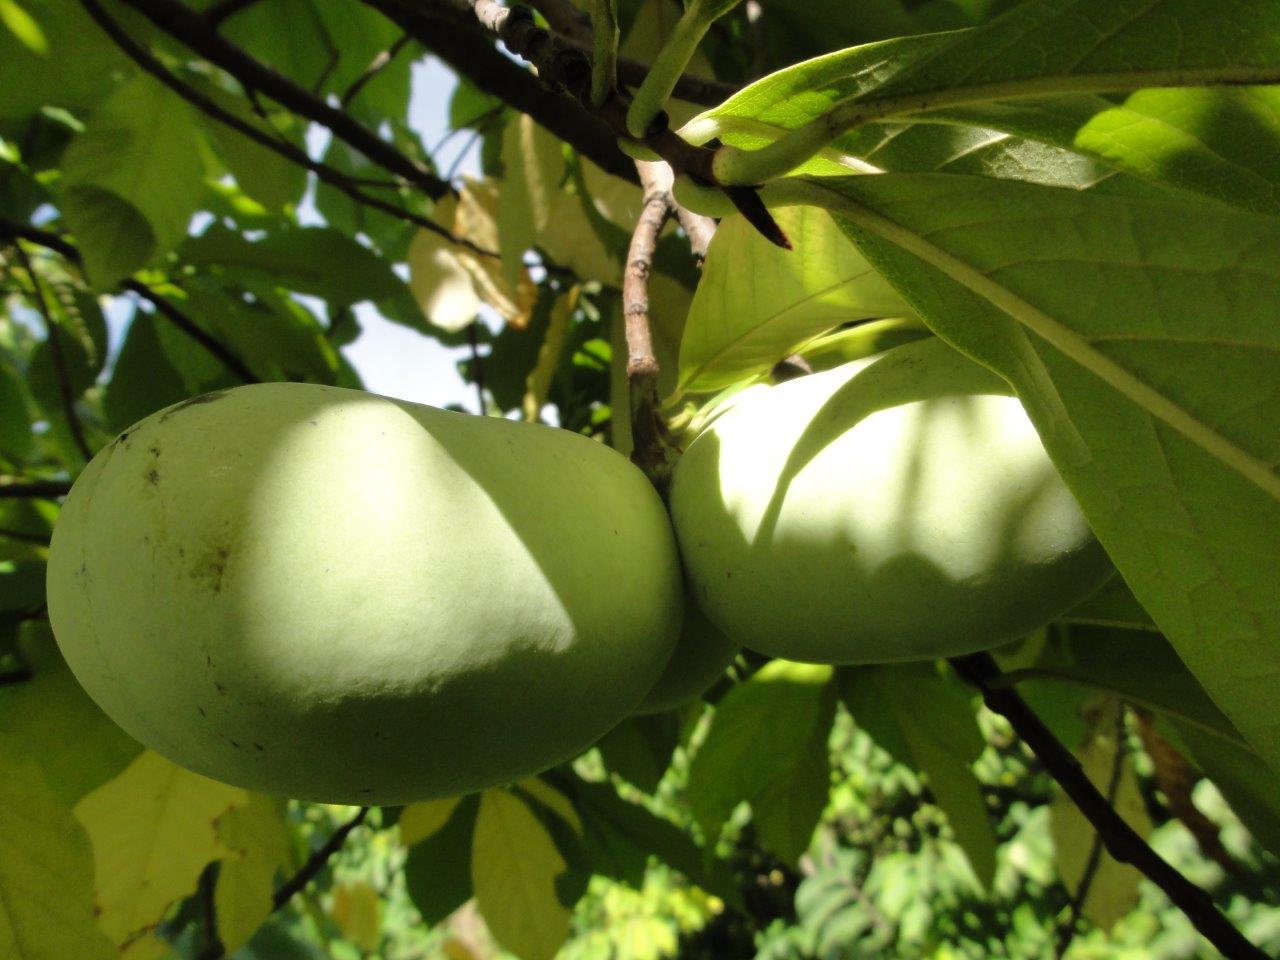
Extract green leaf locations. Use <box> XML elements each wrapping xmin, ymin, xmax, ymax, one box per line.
<box><xmin>0</xmin><ymin>621</ymin><xmax>143</xmax><ymax>805</ymax></box>
<box><xmin>1178</xmin><ymin>724</ymin><xmax>1280</xmax><ymax>859</ymax></box>
<box><xmin>214</xmin><ymin>794</ymin><xmax>291</xmax><ymax>955</ymax></box>
<box><xmin>103</xmin><ymin>313</ymin><xmax>191</xmax><ymax>433</ymax></box>
<box><xmin>841</xmin><ymin>664</ymin><xmax>997</xmax><ymax>888</ymax></box>
<box><xmin>181</xmin><ymin>226</ymin><xmax>408</xmax><ymax>308</ymax></box>
<box><xmin>687</xmin><ymin>660</ymin><xmax>834</xmax><ymax>859</ymax></box>
<box><xmin>498</xmin><ymin>114</ymin><xmax>566</xmax><ymax>288</ymax></box>
<box><xmin>595</xmin><ymin>712</ymin><xmax>680</xmax><ymax>794</ymax></box>
<box><xmin>403</xmin><ymin>794</ymin><xmax>478</xmax><ymax>926</ymax></box>
<box><xmin>807</xmin><ymin>172</ymin><xmax>1280</xmax><ymax>776</ymax></box>
<box><xmin>1058</xmin><ymin>575</ymin><xmax>1157</xmax><ymax>632</ymax></box>
<box><xmin>1049</xmin><ymin>699</ymin><xmax>1149</xmax><ymax>931</ymax></box>
<box><xmin>197</xmin><ymin>88</ymin><xmax>307</xmax><ymax>212</ymax></box>
<box><xmin>471</xmin><ymin>788</ymin><xmax>574</xmax><ymax>960</ymax></box>
<box><xmin>61</xmin><ymin>74</ymin><xmax>206</xmax><ymax>284</ymax></box>
<box><xmin>58</xmin><ymin>187</ymin><xmax>154</xmax><ymax>291</ymax></box>
<box><xmin>0</xmin><ymin>0</ymin><xmax>45</xmax><ymax>53</ymax></box>
<box><xmin>220</xmin><ymin>0</ymin><xmax>332</xmax><ymax>91</ymax></box>
<box><xmin>0</xmin><ymin>355</ymin><xmax>34</xmax><ymax>461</ymax></box>
<box><xmin>313</xmin><ymin>2</ymin><xmax>414</xmax><ymax>119</ymax></box>
<box><xmin>0</xmin><ymin>755</ymin><xmax>117</xmax><ymax>960</ymax></box>
<box><xmin>677</xmin><ymin>205</ymin><xmax>906</xmax><ymax>396</ymax></box>
<box><xmin>74</xmin><ymin>751</ymin><xmax>246</xmax><ymax>955</ymax></box>
<box><xmin>0</xmin><ymin>1</ymin><xmax>127</xmax><ymax>118</ymax></box>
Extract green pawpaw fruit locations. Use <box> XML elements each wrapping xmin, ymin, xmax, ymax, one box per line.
<box><xmin>47</xmin><ymin>384</ymin><xmax>682</xmax><ymax>803</ymax></box>
<box><xmin>670</xmin><ymin>337</ymin><xmax>1113</xmax><ymax>665</ymax></box>
<box><xmin>636</xmin><ymin>600</ymin><xmax>739</xmax><ymax>714</ymax></box>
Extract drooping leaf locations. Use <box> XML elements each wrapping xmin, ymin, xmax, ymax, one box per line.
<box><xmin>406</xmin><ymin>199</ymin><xmax>480</xmax><ymax>334</ymax></box>
<box><xmin>841</xmin><ymin>664</ymin><xmax>997</xmax><ymax>888</ymax></box>
<box><xmin>0</xmin><ymin>755</ymin><xmax>117</xmax><ymax>960</ymax></box>
<box><xmin>805</xmin><ymin>172</ymin><xmax>1280</xmax><ymax>776</ymax></box>
<box><xmin>471</xmin><ymin>788</ymin><xmax>574</xmax><ymax>960</ymax></box>
<box><xmin>498</xmin><ymin>114</ymin><xmax>566</xmax><ymax>287</ymax></box>
<box><xmin>0</xmin><ymin>621</ymin><xmax>142</xmax><ymax>805</ymax></box>
<box><xmin>214</xmin><ymin>794</ymin><xmax>292</xmax><ymax>955</ymax></box>
<box><xmin>61</xmin><ymin>74</ymin><xmax>206</xmax><ymax>286</ymax></box>
<box><xmin>677</xmin><ymin>205</ymin><xmax>906</xmax><ymax>397</ymax></box>
<box><xmin>595</xmin><ymin>712</ymin><xmax>681</xmax><ymax>795</ymax></box>
<box><xmin>687</xmin><ymin>660</ymin><xmax>834</xmax><ymax>861</ymax></box>
<box><xmin>329</xmin><ymin>882</ymin><xmax>382</xmax><ymax>953</ymax></box>
<box><xmin>403</xmin><ymin>794</ymin><xmax>479</xmax><ymax>926</ymax></box>
<box><xmin>74</xmin><ymin>751</ymin><xmax>246</xmax><ymax>955</ymax></box>
<box><xmin>399</xmin><ymin>796</ymin><xmax>462</xmax><ymax>847</ymax></box>
<box><xmin>1049</xmin><ymin>699</ymin><xmax>1149</xmax><ymax>931</ymax></box>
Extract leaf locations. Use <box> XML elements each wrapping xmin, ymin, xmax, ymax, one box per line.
<box><xmin>181</xmin><ymin>226</ymin><xmax>407</xmax><ymax>307</ymax></box>
<box><xmin>687</xmin><ymin>660</ymin><xmax>834</xmax><ymax>860</ymax></box>
<box><xmin>407</xmin><ymin>204</ymin><xmax>480</xmax><ymax>333</ymax></box>
<box><xmin>0</xmin><ymin>621</ymin><xmax>142</xmax><ymax>805</ymax></box>
<box><xmin>73</xmin><ymin>751</ymin><xmax>246</xmax><ymax>954</ymax></box>
<box><xmin>214</xmin><ymin>794</ymin><xmax>291</xmax><ymax>955</ymax></box>
<box><xmin>1058</xmin><ymin>575</ymin><xmax>1158</xmax><ymax>632</ymax></box>
<box><xmin>0</xmin><ymin>354</ymin><xmax>33</xmax><ymax>461</ymax></box>
<box><xmin>0</xmin><ymin>0</ymin><xmax>45</xmax><ymax>53</ymax></box>
<box><xmin>596</xmin><ymin>712</ymin><xmax>681</xmax><ymax>794</ymax></box>
<box><xmin>677</xmin><ymin>205</ymin><xmax>906</xmax><ymax>396</ymax></box>
<box><xmin>399</xmin><ymin>796</ymin><xmax>462</xmax><ymax>847</ymax></box>
<box><xmin>198</xmin><ymin>87</ymin><xmax>307</xmax><ymax>212</ymax></box>
<box><xmin>471</xmin><ymin>788</ymin><xmax>574</xmax><ymax>960</ymax></box>
<box><xmin>809</xmin><ymin>172</ymin><xmax>1280</xmax><ymax>776</ymax></box>
<box><xmin>522</xmin><ymin>286</ymin><xmax>576</xmax><ymax>421</ymax></box>
<box><xmin>1178</xmin><ymin>724</ymin><xmax>1280</xmax><ymax>859</ymax></box>
<box><xmin>61</xmin><ymin>74</ymin><xmax>205</xmax><ymax>284</ymax></box>
<box><xmin>58</xmin><ymin>187</ymin><xmax>154</xmax><ymax>292</ymax></box>
<box><xmin>103</xmin><ymin>313</ymin><xmax>192</xmax><ymax>432</ymax></box>
<box><xmin>498</xmin><ymin>114</ymin><xmax>566</xmax><ymax>288</ymax></box>
<box><xmin>452</xmin><ymin>177</ymin><xmax>537</xmax><ymax>328</ymax></box>
<box><xmin>0</xmin><ymin>755</ymin><xmax>117</xmax><ymax>960</ymax></box>
<box><xmin>841</xmin><ymin>664</ymin><xmax>997</xmax><ymax>888</ymax></box>
<box><xmin>220</xmin><ymin>0</ymin><xmax>332</xmax><ymax>91</ymax></box>
<box><xmin>1050</xmin><ymin>699</ymin><xmax>1150</xmax><ymax>931</ymax></box>
<box><xmin>330</xmin><ymin>883</ymin><xmax>381</xmax><ymax>952</ymax></box>
<box><xmin>403</xmin><ymin>794</ymin><xmax>479</xmax><ymax>926</ymax></box>
<box><xmin>0</xmin><ymin>1</ymin><xmax>128</xmax><ymax>117</ymax></box>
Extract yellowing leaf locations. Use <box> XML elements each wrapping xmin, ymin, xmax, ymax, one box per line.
<box><xmin>454</xmin><ymin>178</ymin><xmax>536</xmax><ymax>328</ymax></box>
<box><xmin>1051</xmin><ymin>700</ymin><xmax>1151</xmax><ymax>931</ymax></box>
<box><xmin>540</xmin><ymin>188</ymin><xmax>624</xmax><ymax>284</ymax></box>
<box><xmin>399</xmin><ymin>796</ymin><xmax>462</xmax><ymax>847</ymax></box>
<box><xmin>472</xmin><ymin>788</ymin><xmax>572</xmax><ymax>960</ymax></box>
<box><xmin>74</xmin><ymin>751</ymin><xmax>246</xmax><ymax>953</ymax></box>
<box><xmin>330</xmin><ymin>882</ymin><xmax>382</xmax><ymax>952</ymax></box>
<box><xmin>498</xmin><ymin>114</ymin><xmax>566</xmax><ymax>287</ymax></box>
<box><xmin>0</xmin><ymin>756</ymin><xmax>116</xmax><ymax>960</ymax></box>
<box><xmin>580</xmin><ymin>158</ymin><xmax>643</xmax><ymax>232</ymax></box>
<box><xmin>517</xmin><ymin>777</ymin><xmax>583</xmax><ymax>835</ymax></box>
<box><xmin>408</xmin><ymin>198</ymin><xmax>481</xmax><ymax>333</ymax></box>
<box><xmin>214</xmin><ymin>794</ymin><xmax>291</xmax><ymax>955</ymax></box>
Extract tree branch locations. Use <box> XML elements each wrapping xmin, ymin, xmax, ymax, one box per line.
<box><xmin>675</xmin><ymin>205</ymin><xmax>716</xmax><ymax>264</ymax></box>
<box><xmin>951</xmin><ymin>652</ymin><xmax>1266</xmax><ymax>960</ymax></box>
<box><xmin>10</xmin><ymin>242</ymin><xmax>93</xmax><ymax>462</ymax></box>
<box><xmin>115</xmin><ymin>0</ymin><xmax>450</xmax><ymax>199</ymax></box>
<box><xmin>78</xmin><ymin>0</ymin><xmax>490</xmax><ymax>257</ymax></box>
<box><xmin>623</xmin><ymin>160</ymin><xmax>674</xmax><ymax>486</ymax></box>
<box><xmin>121</xmin><ymin>282</ymin><xmax>259</xmax><ymax>385</ymax></box>
<box><xmin>0</xmin><ymin>481</ymin><xmax>72</xmax><ymax>500</ymax></box>
<box><xmin>362</xmin><ymin>0</ymin><xmax>639</xmax><ymax>184</ymax></box>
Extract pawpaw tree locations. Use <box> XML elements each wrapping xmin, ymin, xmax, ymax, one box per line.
<box><xmin>2</xmin><ymin>1</ymin><xmax>1279</xmax><ymax>959</ymax></box>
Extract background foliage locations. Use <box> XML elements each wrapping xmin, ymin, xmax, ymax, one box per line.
<box><xmin>2</xmin><ymin>0</ymin><xmax>1279</xmax><ymax>958</ymax></box>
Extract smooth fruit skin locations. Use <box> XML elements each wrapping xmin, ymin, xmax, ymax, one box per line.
<box><xmin>670</xmin><ymin>338</ymin><xmax>1113</xmax><ymax>665</ymax></box>
<box><xmin>635</xmin><ymin>601</ymin><xmax>739</xmax><ymax>714</ymax></box>
<box><xmin>47</xmin><ymin>384</ymin><xmax>682</xmax><ymax>804</ymax></box>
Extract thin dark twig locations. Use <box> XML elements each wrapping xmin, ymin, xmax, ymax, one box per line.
<box><xmin>951</xmin><ymin>652</ymin><xmax>1266</xmax><ymax>960</ymax></box>
<box><xmin>1055</xmin><ymin>702</ymin><xmax>1127</xmax><ymax>958</ymax></box>
<box><xmin>623</xmin><ymin>160</ymin><xmax>674</xmax><ymax>486</ymax></box>
<box><xmin>205</xmin><ymin>0</ymin><xmax>263</xmax><ymax>26</ymax></box>
<box><xmin>11</xmin><ymin>243</ymin><xmax>93</xmax><ymax>461</ymax></box>
<box><xmin>197</xmin><ymin>864</ymin><xmax>225</xmax><ymax>960</ymax></box>
<box><xmin>76</xmin><ymin>0</ymin><xmax>494</xmax><ymax>258</ymax></box>
<box><xmin>467</xmin><ymin>323</ymin><xmax>486</xmax><ymax>412</ymax></box>
<box><xmin>341</xmin><ymin>33</ymin><xmax>413</xmax><ymax>107</ymax></box>
<box><xmin>120</xmin><ymin>282</ymin><xmax>260</xmax><ymax>385</ymax></box>
<box><xmin>116</xmin><ymin>0</ymin><xmax>449</xmax><ymax>199</ymax></box>
<box><xmin>0</xmin><ymin>481</ymin><xmax>71</xmax><ymax>500</ymax></box>
<box><xmin>272</xmin><ymin>807</ymin><xmax>369</xmax><ymax>909</ymax></box>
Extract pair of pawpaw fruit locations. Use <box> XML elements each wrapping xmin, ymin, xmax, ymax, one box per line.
<box><xmin>46</xmin><ymin>336</ymin><xmax>1112</xmax><ymax>803</ymax></box>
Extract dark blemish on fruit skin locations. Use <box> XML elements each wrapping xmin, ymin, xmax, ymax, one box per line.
<box><xmin>253</xmin><ymin>743</ymin><xmax>264</xmax><ymax>752</ymax></box>
<box><xmin>160</xmin><ymin>390</ymin><xmax>229</xmax><ymax>422</ymax></box>
<box><xmin>214</xmin><ymin>681</ymin><xmax>228</xmax><ymax>696</ymax></box>
<box><xmin>230</xmin><ymin>740</ymin><xmax>240</xmax><ymax>748</ymax></box>
<box><xmin>194</xmin><ymin>545</ymin><xmax>232</xmax><ymax>593</ymax></box>
<box><xmin>198</xmin><ymin>706</ymin><xmax>207</xmax><ymax>718</ymax></box>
